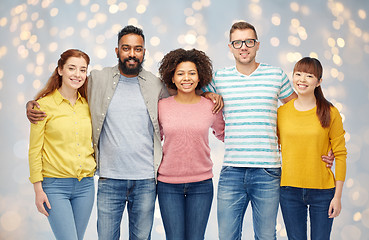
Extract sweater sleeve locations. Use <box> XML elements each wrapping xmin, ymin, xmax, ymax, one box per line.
<box><xmin>212</xmin><ymin>109</ymin><xmax>225</xmax><ymax>142</ymax></box>
<box><xmin>329</xmin><ymin>107</ymin><xmax>347</xmax><ymax>182</ymax></box>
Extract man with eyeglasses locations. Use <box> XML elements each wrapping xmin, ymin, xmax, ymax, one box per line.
<box><xmin>202</xmin><ymin>21</ymin><xmax>297</xmax><ymax>239</ymax></box>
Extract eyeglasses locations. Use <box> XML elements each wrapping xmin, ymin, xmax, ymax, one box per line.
<box><xmin>230</xmin><ymin>39</ymin><xmax>258</xmax><ymax>49</ymax></box>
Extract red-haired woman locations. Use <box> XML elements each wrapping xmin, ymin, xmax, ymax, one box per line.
<box><xmin>28</xmin><ymin>49</ymin><xmax>96</xmax><ymax>240</ymax></box>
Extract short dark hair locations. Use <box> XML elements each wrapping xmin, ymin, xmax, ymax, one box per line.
<box><xmin>118</xmin><ymin>25</ymin><xmax>145</xmax><ymax>45</ymax></box>
<box><xmin>229</xmin><ymin>21</ymin><xmax>258</xmax><ymax>41</ymax></box>
<box><xmin>159</xmin><ymin>48</ymin><xmax>213</xmax><ymax>90</ymax></box>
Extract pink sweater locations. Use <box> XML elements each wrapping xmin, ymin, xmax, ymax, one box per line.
<box><xmin>158</xmin><ymin>96</ymin><xmax>225</xmax><ymax>183</ymax></box>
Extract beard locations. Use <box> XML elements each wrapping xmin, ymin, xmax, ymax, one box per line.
<box><xmin>118</xmin><ymin>55</ymin><xmax>144</xmax><ymax>76</ymax></box>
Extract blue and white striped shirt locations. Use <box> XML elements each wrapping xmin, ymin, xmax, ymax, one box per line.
<box><xmin>203</xmin><ymin>64</ymin><xmax>294</xmax><ymax>168</ymax></box>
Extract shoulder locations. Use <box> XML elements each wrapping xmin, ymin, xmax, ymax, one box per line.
<box><xmin>214</xmin><ymin>66</ymin><xmax>237</xmax><ymax>77</ymax></box>
<box><xmin>159</xmin><ymin>96</ymin><xmax>174</xmax><ymax>106</ymax></box>
<box><xmin>258</xmin><ymin>63</ymin><xmax>284</xmax><ymax>74</ymax></box>
<box><xmin>90</xmin><ymin>65</ymin><xmax>119</xmax><ymax>77</ymax></box>
<box><xmin>329</xmin><ymin>105</ymin><xmax>341</xmax><ymax>118</ymax></box>
<box><xmin>278</xmin><ymin>99</ymin><xmax>294</xmax><ymax>113</ymax></box>
<box><xmin>139</xmin><ymin>68</ymin><xmax>160</xmax><ymax>82</ymax></box>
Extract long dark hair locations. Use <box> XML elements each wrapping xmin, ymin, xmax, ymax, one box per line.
<box><xmin>34</xmin><ymin>49</ymin><xmax>90</xmax><ymax>100</ymax></box>
<box><xmin>294</xmin><ymin>57</ymin><xmax>333</xmax><ymax>128</ymax></box>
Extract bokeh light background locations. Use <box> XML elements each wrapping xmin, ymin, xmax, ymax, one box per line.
<box><xmin>1</xmin><ymin>0</ymin><xmax>369</xmax><ymax>239</ymax></box>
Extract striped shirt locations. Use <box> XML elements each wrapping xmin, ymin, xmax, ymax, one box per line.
<box><xmin>202</xmin><ymin>64</ymin><xmax>294</xmax><ymax>168</ymax></box>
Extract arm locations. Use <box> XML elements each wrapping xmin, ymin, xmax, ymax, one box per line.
<box><xmin>26</xmin><ymin>100</ymin><xmax>47</xmax><ymax>124</ymax></box>
<box><xmin>328</xmin><ymin>180</ymin><xmax>343</xmax><ymax>218</ymax></box>
<box><xmin>33</xmin><ymin>181</ymin><xmax>51</xmax><ymax>216</ymax></box>
<box><xmin>280</xmin><ymin>91</ymin><xmax>297</xmax><ymax>104</ymax></box>
<box><xmin>202</xmin><ymin>91</ymin><xmax>224</xmax><ymax>114</ymax></box>
<box><xmin>211</xmin><ymin>108</ymin><xmax>225</xmax><ymax>142</ymax></box>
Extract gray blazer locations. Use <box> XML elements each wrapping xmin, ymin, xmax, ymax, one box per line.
<box><xmin>87</xmin><ymin>65</ymin><xmax>169</xmax><ymax>179</ymax></box>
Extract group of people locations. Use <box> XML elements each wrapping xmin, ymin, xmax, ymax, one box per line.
<box><xmin>27</xmin><ymin>21</ymin><xmax>347</xmax><ymax>240</ymax></box>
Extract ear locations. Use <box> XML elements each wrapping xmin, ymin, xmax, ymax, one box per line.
<box><xmin>115</xmin><ymin>47</ymin><xmax>119</xmax><ymax>58</ymax></box>
<box><xmin>228</xmin><ymin>43</ymin><xmax>233</xmax><ymax>52</ymax></box>
<box><xmin>316</xmin><ymin>78</ymin><xmax>322</xmax><ymax>87</ymax></box>
<box><xmin>57</xmin><ymin>67</ymin><xmax>62</xmax><ymax>76</ymax></box>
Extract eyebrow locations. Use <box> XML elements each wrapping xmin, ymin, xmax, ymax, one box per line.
<box><xmin>121</xmin><ymin>44</ymin><xmax>144</xmax><ymax>48</ymax></box>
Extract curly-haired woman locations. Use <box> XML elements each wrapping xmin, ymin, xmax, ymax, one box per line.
<box><xmin>157</xmin><ymin>48</ymin><xmax>225</xmax><ymax>240</ymax></box>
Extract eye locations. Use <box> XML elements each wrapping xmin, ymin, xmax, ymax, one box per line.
<box><xmin>135</xmin><ymin>47</ymin><xmax>143</xmax><ymax>52</ymax></box>
<box><xmin>122</xmin><ymin>47</ymin><xmax>129</xmax><ymax>51</ymax></box>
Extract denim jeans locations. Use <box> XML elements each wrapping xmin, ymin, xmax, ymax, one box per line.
<box><xmin>42</xmin><ymin>177</ymin><xmax>95</xmax><ymax>240</ymax></box>
<box><xmin>97</xmin><ymin>178</ymin><xmax>156</xmax><ymax>240</ymax></box>
<box><xmin>280</xmin><ymin>186</ymin><xmax>335</xmax><ymax>240</ymax></box>
<box><xmin>157</xmin><ymin>179</ymin><xmax>213</xmax><ymax>240</ymax></box>
<box><xmin>217</xmin><ymin>167</ymin><xmax>280</xmax><ymax>240</ymax></box>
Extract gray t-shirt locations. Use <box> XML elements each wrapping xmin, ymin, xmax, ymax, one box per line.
<box><xmin>98</xmin><ymin>74</ymin><xmax>154</xmax><ymax>179</ymax></box>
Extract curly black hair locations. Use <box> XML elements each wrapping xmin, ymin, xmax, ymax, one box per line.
<box><xmin>118</xmin><ymin>25</ymin><xmax>145</xmax><ymax>45</ymax></box>
<box><xmin>158</xmin><ymin>48</ymin><xmax>213</xmax><ymax>90</ymax></box>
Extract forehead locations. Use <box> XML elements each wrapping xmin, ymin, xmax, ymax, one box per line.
<box><xmin>230</xmin><ymin>29</ymin><xmax>257</xmax><ymax>41</ymax></box>
<box><xmin>118</xmin><ymin>33</ymin><xmax>144</xmax><ymax>47</ymax></box>
<box><xmin>175</xmin><ymin>61</ymin><xmax>197</xmax><ymax>71</ymax></box>
<box><xmin>64</xmin><ymin>57</ymin><xmax>87</xmax><ymax>67</ymax></box>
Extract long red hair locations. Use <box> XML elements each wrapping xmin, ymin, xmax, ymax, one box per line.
<box><xmin>34</xmin><ymin>49</ymin><xmax>90</xmax><ymax>100</ymax></box>
<box><xmin>294</xmin><ymin>57</ymin><xmax>333</xmax><ymax>128</ymax></box>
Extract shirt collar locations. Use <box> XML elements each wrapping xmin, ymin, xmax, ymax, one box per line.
<box><xmin>52</xmin><ymin>89</ymin><xmax>85</xmax><ymax>105</ymax></box>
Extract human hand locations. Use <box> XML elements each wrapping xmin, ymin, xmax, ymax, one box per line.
<box><xmin>203</xmin><ymin>92</ymin><xmax>224</xmax><ymax>113</ymax></box>
<box><xmin>322</xmin><ymin>149</ymin><xmax>334</xmax><ymax>168</ymax></box>
<box><xmin>328</xmin><ymin>196</ymin><xmax>341</xmax><ymax>218</ymax></box>
<box><xmin>34</xmin><ymin>182</ymin><xmax>51</xmax><ymax>217</ymax></box>
<box><xmin>26</xmin><ymin>100</ymin><xmax>46</xmax><ymax>124</ymax></box>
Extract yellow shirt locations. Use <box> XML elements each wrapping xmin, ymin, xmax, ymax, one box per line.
<box><xmin>28</xmin><ymin>89</ymin><xmax>96</xmax><ymax>183</ymax></box>
<box><xmin>277</xmin><ymin>99</ymin><xmax>346</xmax><ymax>189</ymax></box>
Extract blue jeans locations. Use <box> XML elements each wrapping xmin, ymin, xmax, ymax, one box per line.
<box><xmin>42</xmin><ymin>177</ymin><xmax>95</xmax><ymax>240</ymax></box>
<box><xmin>157</xmin><ymin>179</ymin><xmax>213</xmax><ymax>240</ymax></box>
<box><xmin>97</xmin><ymin>178</ymin><xmax>156</xmax><ymax>240</ymax></box>
<box><xmin>280</xmin><ymin>186</ymin><xmax>335</xmax><ymax>240</ymax></box>
<box><xmin>217</xmin><ymin>167</ymin><xmax>281</xmax><ymax>240</ymax></box>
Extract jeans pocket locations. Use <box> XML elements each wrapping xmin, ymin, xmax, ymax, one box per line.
<box><xmin>220</xmin><ymin>166</ymin><xmax>232</xmax><ymax>174</ymax></box>
<box><xmin>262</xmin><ymin>168</ymin><xmax>281</xmax><ymax>178</ymax></box>
<box><xmin>42</xmin><ymin>177</ymin><xmax>57</xmax><ymax>185</ymax></box>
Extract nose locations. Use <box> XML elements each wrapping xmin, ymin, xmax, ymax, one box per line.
<box><xmin>129</xmin><ymin>48</ymin><xmax>135</xmax><ymax>57</ymax></box>
<box><xmin>75</xmin><ymin>69</ymin><xmax>81</xmax><ymax>78</ymax></box>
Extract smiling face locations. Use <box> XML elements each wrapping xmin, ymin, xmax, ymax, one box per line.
<box><xmin>115</xmin><ymin>33</ymin><xmax>145</xmax><ymax>77</ymax></box>
<box><xmin>228</xmin><ymin>29</ymin><xmax>260</xmax><ymax>66</ymax></box>
<box><xmin>172</xmin><ymin>61</ymin><xmax>199</xmax><ymax>95</ymax></box>
<box><xmin>293</xmin><ymin>71</ymin><xmax>321</xmax><ymax>96</ymax></box>
<box><xmin>58</xmin><ymin>56</ymin><xmax>88</xmax><ymax>91</ymax></box>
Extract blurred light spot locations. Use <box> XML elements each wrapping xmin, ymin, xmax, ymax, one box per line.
<box><xmin>136</xmin><ymin>5</ymin><xmax>146</xmax><ymax>14</ymax></box>
<box><xmin>185</xmin><ymin>33</ymin><xmax>197</xmax><ymax>45</ymax></box>
<box><xmin>80</xmin><ymin>0</ymin><xmax>90</xmax><ymax>6</ymax></box>
<box><xmin>340</xmin><ymin>225</ymin><xmax>361</xmax><ymax>240</ymax></box>
<box><xmin>35</xmin><ymin>66</ymin><xmax>43</xmax><ymax>76</ymax></box>
<box><xmin>118</xmin><ymin>2</ymin><xmax>127</xmax><ymax>11</ymax></box>
<box><xmin>96</xmin><ymin>35</ymin><xmax>105</xmax><ymax>44</ymax></box>
<box><xmin>362</xmin><ymin>208</ymin><xmax>369</xmax><ymax>228</ymax></box>
<box><xmin>0</xmin><ymin>211</ymin><xmax>22</xmax><ymax>232</ymax></box>
<box><xmin>201</xmin><ymin>0</ymin><xmax>211</xmax><ymax>7</ymax></box>
<box><xmin>36</xmin><ymin>53</ymin><xmax>45</xmax><ymax>65</ymax></box>
<box><xmin>95</xmin><ymin>47</ymin><xmax>107</xmax><ymax>59</ymax></box>
<box><xmin>197</xmin><ymin>35</ymin><xmax>207</xmax><ymax>45</ymax></box>
<box><xmin>291</xmin><ymin>18</ymin><xmax>300</xmax><ymax>28</ymax></box>
<box><xmin>300</xmin><ymin>6</ymin><xmax>310</xmax><ymax>15</ymax></box>
<box><xmin>328</xmin><ymin>37</ymin><xmax>336</xmax><ymax>47</ymax></box>
<box><xmin>150</xmin><ymin>36</ymin><xmax>160</xmax><ymax>47</ymax></box>
<box><xmin>0</xmin><ymin>46</ymin><xmax>7</xmax><ymax>58</ymax></box>
<box><xmin>80</xmin><ymin>28</ymin><xmax>89</xmax><ymax>38</ymax></box>
<box><xmin>107</xmin><ymin>0</ymin><xmax>117</xmax><ymax>4</ymax></box>
<box><xmin>249</xmin><ymin>3</ymin><xmax>262</xmax><ymax>16</ymax></box>
<box><xmin>177</xmin><ymin>34</ymin><xmax>185</xmax><ymax>45</ymax></box>
<box><xmin>363</xmin><ymin>33</ymin><xmax>369</xmax><ymax>43</ymax></box>
<box><xmin>128</xmin><ymin>18</ymin><xmax>138</xmax><ymax>26</ymax></box>
<box><xmin>0</xmin><ymin>102</ymin><xmax>2</xmax><ymax>110</ymax></box>
<box><xmin>332</xmin><ymin>20</ymin><xmax>341</xmax><ymax>30</ymax></box>
<box><xmin>27</xmin><ymin>63</ymin><xmax>35</xmax><ymax>73</ymax></box>
<box><xmin>17</xmin><ymin>92</ymin><xmax>25</xmax><ymax>104</ymax></box>
<box><xmin>90</xmin><ymin>3</ymin><xmax>100</xmax><ymax>12</ymax></box>
<box><xmin>109</xmin><ymin>4</ymin><xmax>119</xmax><ymax>14</ymax></box>
<box><xmin>77</xmin><ymin>11</ymin><xmax>87</xmax><ymax>22</ymax></box>
<box><xmin>324</xmin><ymin>50</ymin><xmax>332</xmax><ymax>60</ymax></box>
<box><xmin>287</xmin><ymin>52</ymin><xmax>302</xmax><ymax>63</ymax></box>
<box><xmin>20</xmin><ymin>12</ymin><xmax>28</xmax><ymax>21</ymax></box>
<box><xmin>151</xmin><ymin>17</ymin><xmax>161</xmax><ymax>26</ymax></box>
<box><xmin>192</xmin><ymin>1</ymin><xmax>202</xmax><ymax>11</ymax></box>
<box><xmin>290</xmin><ymin>2</ymin><xmax>299</xmax><ymax>12</ymax></box>
<box><xmin>65</xmin><ymin>0</ymin><xmax>74</xmax><ymax>4</ymax></box>
<box><xmin>0</xmin><ymin>17</ymin><xmax>8</xmax><ymax>27</ymax></box>
<box><xmin>270</xmin><ymin>37</ymin><xmax>280</xmax><ymax>47</ymax></box>
<box><xmin>17</xmin><ymin>75</ymin><xmax>24</xmax><ymax>84</ymax></box>
<box><xmin>358</xmin><ymin>9</ymin><xmax>366</xmax><ymax>19</ymax></box>
<box><xmin>0</xmin><ymin>81</ymin><xmax>2</xmax><ymax>90</ymax></box>
<box><xmin>36</xmin><ymin>19</ymin><xmax>44</xmax><ymax>29</ymax></box>
<box><xmin>186</xmin><ymin>16</ymin><xmax>196</xmax><ymax>26</ymax></box>
<box><xmin>354</xmin><ymin>28</ymin><xmax>362</xmax><ymax>37</ymax></box>
<box><xmin>288</xmin><ymin>36</ymin><xmax>301</xmax><ymax>46</ymax></box>
<box><xmin>333</xmin><ymin>54</ymin><xmax>342</xmax><ymax>66</ymax></box>
<box><xmin>49</xmin><ymin>27</ymin><xmax>58</xmax><ymax>36</ymax></box>
<box><xmin>48</xmin><ymin>42</ymin><xmax>58</xmax><ymax>52</ymax></box>
<box><xmin>17</xmin><ymin>45</ymin><xmax>29</xmax><ymax>58</ymax></box>
<box><xmin>337</xmin><ymin>72</ymin><xmax>344</xmax><ymax>82</ymax></box>
<box><xmin>309</xmin><ymin>52</ymin><xmax>318</xmax><ymax>59</ymax></box>
<box><xmin>33</xmin><ymin>79</ymin><xmax>41</xmax><ymax>89</ymax></box>
<box><xmin>184</xmin><ymin>8</ymin><xmax>194</xmax><ymax>16</ymax></box>
<box><xmin>20</xmin><ymin>30</ymin><xmax>31</xmax><ymax>40</ymax></box>
<box><xmin>154</xmin><ymin>52</ymin><xmax>164</xmax><ymax>62</ymax></box>
<box><xmin>271</xmin><ymin>14</ymin><xmax>281</xmax><ymax>26</ymax></box>
<box><xmin>158</xmin><ymin>25</ymin><xmax>167</xmax><ymax>34</ymax></box>
<box><xmin>95</xmin><ymin>13</ymin><xmax>107</xmax><ymax>24</ymax></box>
<box><xmin>346</xmin><ymin>178</ymin><xmax>354</xmax><ymax>188</ymax></box>
<box><xmin>330</xmin><ymin>68</ymin><xmax>339</xmax><ymax>78</ymax></box>
<box><xmin>354</xmin><ymin>212</ymin><xmax>362</xmax><ymax>222</ymax></box>
<box><xmin>50</xmin><ymin>8</ymin><xmax>58</xmax><ymax>17</ymax></box>
<box><xmin>337</xmin><ymin>38</ymin><xmax>345</xmax><ymax>48</ymax></box>
<box><xmin>297</xmin><ymin>27</ymin><xmax>307</xmax><ymax>40</ymax></box>
<box><xmin>88</xmin><ymin>19</ymin><xmax>97</xmax><ymax>29</ymax></box>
